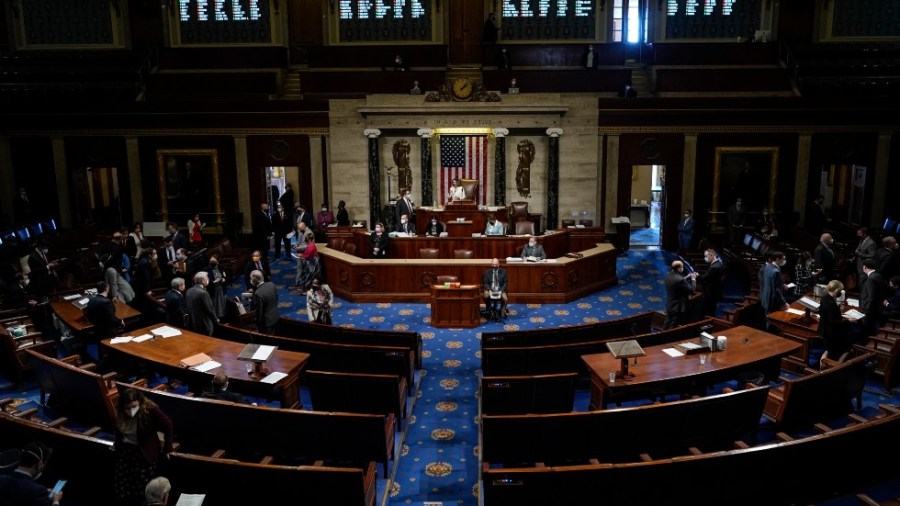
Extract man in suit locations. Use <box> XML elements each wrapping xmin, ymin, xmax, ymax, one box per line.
<box><xmin>201</xmin><ymin>372</ymin><xmax>249</xmax><ymax>404</ymax></box>
<box><xmin>253</xmin><ymin>203</ymin><xmax>273</xmax><ymax>262</ymax></box>
<box><xmin>396</xmin><ymin>214</ymin><xmax>414</xmax><ymax>235</ymax></box>
<box><xmin>295</xmin><ymin>203</ymin><xmax>314</xmax><ymax>231</ymax></box>
<box><xmin>27</xmin><ymin>242</ymin><xmax>57</xmax><ymax>298</ymax></box>
<box><xmin>271</xmin><ymin>201</ymin><xmax>291</xmax><ymax>261</ymax></box>
<box><xmin>482</xmin><ymin>258</ymin><xmax>508</xmax><ymax>319</ymax></box>
<box><xmin>0</xmin><ymin>441</ymin><xmax>63</xmax><ymax>506</ymax></box>
<box><xmin>186</xmin><ymin>271</ymin><xmax>218</xmax><ymax>336</ymax></box>
<box><xmin>854</xmin><ymin>226</ymin><xmax>877</xmax><ymax>280</ymax></box>
<box><xmin>697</xmin><ymin>248</ymin><xmax>724</xmax><ymax>317</ymax></box>
<box><xmin>158</xmin><ymin>236</ymin><xmax>179</xmax><ymax>282</ymax></box>
<box><xmin>875</xmin><ymin>236</ymin><xmax>898</xmax><ymax>280</ymax></box>
<box><xmin>859</xmin><ymin>259</ymin><xmax>885</xmax><ymax>338</ymax></box>
<box><xmin>3</xmin><ymin>273</ymin><xmax>36</xmax><ymax>311</ymax></box>
<box><xmin>85</xmin><ymin>281</ymin><xmax>124</xmax><ymax>342</ymax></box>
<box><xmin>250</xmin><ymin>269</ymin><xmax>278</xmax><ymax>334</ymax></box>
<box><xmin>165</xmin><ymin>222</ymin><xmax>189</xmax><ymax>251</ymax></box>
<box><xmin>677</xmin><ymin>209</ymin><xmax>694</xmax><ymax>251</ymax></box>
<box><xmin>130</xmin><ymin>246</ymin><xmax>155</xmax><ymax>314</ymax></box>
<box><xmin>760</xmin><ymin>251</ymin><xmax>789</xmax><ymax>316</ymax></box>
<box><xmin>805</xmin><ymin>194</ymin><xmax>827</xmax><ymax>234</ymax></box>
<box><xmin>814</xmin><ymin>233</ymin><xmax>836</xmax><ymax>283</ymax></box>
<box><xmin>164</xmin><ymin>277</ymin><xmax>188</xmax><ymax>328</ymax></box>
<box><xmin>278</xmin><ymin>183</ymin><xmax>295</xmax><ymax>223</ymax></box>
<box><xmin>243</xmin><ymin>250</ymin><xmax>271</xmax><ymax>292</ymax></box>
<box><xmin>521</xmin><ymin>236</ymin><xmax>546</xmax><ymax>261</ymax></box>
<box><xmin>664</xmin><ymin>260</ymin><xmax>697</xmax><ymax>329</ymax></box>
<box><xmin>395</xmin><ymin>190</ymin><xmax>416</xmax><ymax>230</ymax></box>
<box><xmin>727</xmin><ymin>198</ymin><xmax>745</xmax><ymax>244</ymax></box>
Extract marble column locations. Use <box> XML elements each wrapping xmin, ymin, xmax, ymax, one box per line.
<box><xmin>364</xmin><ymin>129</ymin><xmax>382</xmax><ymax>226</ymax></box>
<box><xmin>233</xmin><ymin>135</ymin><xmax>251</xmax><ymax>234</ymax></box>
<box><xmin>417</xmin><ymin>128</ymin><xmax>434</xmax><ymax>207</ymax></box>
<box><xmin>546</xmin><ymin>128</ymin><xmax>563</xmax><ymax>231</ymax></box>
<box><xmin>125</xmin><ymin>137</ymin><xmax>143</xmax><ymax>223</ymax></box>
<box><xmin>492</xmin><ymin>128</ymin><xmax>509</xmax><ymax>206</ymax></box>
<box><xmin>0</xmin><ymin>137</ymin><xmax>14</xmax><ymax>225</ymax></box>
<box><xmin>681</xmin><ymin>134</ymin><xmax>697</xmax><ymax>219</ymax></box>
<box><xmin>794</xmin><ymin>133</ymin><xmax>812</xmax><ymax>226</ymax></box>
<box><xmin>51</xmin><ymin>137</ymin><xmax>72</xmax><ymax>228</ymax></box>
<box><xmin>872</xmin><ymin>133</ymin><xmax>892</xmax><ymax>223</ymax></box>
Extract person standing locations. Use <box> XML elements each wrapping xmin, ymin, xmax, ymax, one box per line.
<box><xmin>854</xmin><ymin>226</ymin><xmax>877</xmax><ymax>281</ymax></box>
<box><xmin>793</xmin><ymin>251</ymin><xmax>816</xmax><ymax>296</ymax></box>
<box><xmin>295</xmin><ymin>234</ymin><xmax>320</xmax><ymax>293</ymax></box>
<box><xmin>482</xmin><ymin>12</ymin><xmax>498</xmax><ymax>43</ymax></box>
<box><xmin>186</xmin><ymin>271</ymin><xmax>217</xmax><ymax>336</ymax></box>
<box><xmin>164</xmin><ymin>277</ymin><xmax>188</xmax><ymax>327</ymax></box>
<box><xmin>0</xmin><ymin>441</ymin><xmax>63</xmax><ymax>506</ymax></box>
<box><xmin>447</xmin><ymin>179</ymin><xmax>465</xmax><ymax>203</ymax></box>
<box><xmin>727</xmin><ymin>198</ymin><xmax>746</xmax><ymax>244</ymax></box>
<box><xmin>395</xmin><ymin>191</ymin><xmax>415</xmax><ymax>230</ymax></box>
<box><xmin>188</xmin><ymin>214</ymin><xmax>203</xmax><ymax>245</ymax></box>
<box><xmin>370</xmin><ymin>222</ymin><xmax>389</xmax><ymax>257</ymax></box>
<box><xmin>677</xmin><ymin>209</ymin><xmax>694</xmax><ymax>251</ymax></box>
<box><xmin>818</xmin><ymin>280</ymin><xmax>855</xmax><ymax>366</ymax></box>
<box><xmin>278</xmin><ymin>183</ymin><xmax>295</xmax><ymax>223</ymax></box>
<box><xmin>664</xmin><ymin>260</ymin><xmax>697</xmax><ymax>329</ymax></box>
<box><xmin>27</xmin><ymin>242</ymin><xmax>57</xmax><ymax>298</ymax></box>
<box><xmin>316</xmin><ymin>202</ymin><xmax>335</xmax><ymax>238</ymax></box>
<box><xmin>306</xmin><ymin>276</ymin><xmax>334</xmax><ymax>324</ymax></box>
<box><xmin>295</xmin><ymin>203</ymin><xmax>314</xmax><ymax>230</ymax></box>
<box><xmin>482</xmin><ymin>258</ymin><xmax>508</xmax><ymax>319</ymax></box>
<box><xmin>243</xmin><ymin>250</ymin><xmax>270</xmax><ymax>291</ymax></box>
<box><xmin>253</xmin><ymin>202</ymin><xmax>273</xmax><ymax>261</ymax></box>
<box><xmin>250</xmin><ymin>269</ymin><xmax>278</xmax><ymax>334</ymax></box>
<box><xmin>697</xmin><ymin>248</ymin><xmax>724</xmax><ymax>316</ymax></box>
<box><xmin>760</xmin><ymin>251</ymin><xmax>789</xmax><ymax>316</ymax></box>
<box><xmin>113</xmin><ymin>388</ymin><xmax>173</xmax><ymax>506</ymax></box>
<box><xmin>521</xmin><ymin>236</ymin><xmax>546</xmax><ymax>261</ymax></box>
<box><xmin>859</xmin><ymin>259</ymin><xmax>885</xmax><ymax>338</ymax></box>
<box><xmin>814</xmin><ymin>233</ymin><xmax>836</xmax><ymax>283</ymax></box>
<box><xmin>271</xmin><ymin>202</ymin><xmax>291</xmax><ymax>261</ymax></box>
<box><xmin>875</xmin><ymin>236</ymin><xmax>898</xmax><ymax>279</ymax></box>
<box><xmin>206</xmin><ymin>255</ymin><xmax>227</xmax><ymax>318</ymax></box>
<box><xmin>336</xmin><ymin>200</ymin><xmax>350</xmax><ymax>226</ymax></box>
<box><xmin>85</xmin><ymin>281</ymin><xmax>125</xmax><ymax>342</ymax></box>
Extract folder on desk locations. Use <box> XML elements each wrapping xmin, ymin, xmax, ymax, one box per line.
<box><xmin>180</xmin><ymin>352</ymin><xmax>213</xmax><ymax>368</ymax></box>
<box><xmin>72</xmin><ymin>297</ymin><xmax>90</xmax><ymax>310</ymax></box>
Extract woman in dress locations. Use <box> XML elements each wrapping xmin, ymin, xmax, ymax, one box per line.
<box><xmin>113</xmin><ymin>387</ymin><xmax>173</xmax><ymax>506</ymax></box>
<box><xmin>447</xmin><ymin>178</ymin><xmax>466</xmax><ymax>203</ymax></box>
<box><xmin>306</xmin><ymin>276</ymin><xmax>334</xmax><ymax>324</ymax></box>
<box><xmin>370</xmin><ymin>222</ymin><xmax>389</xmax><ymax>257</ymax></box>
<box><xmin>297</xmin><ymin>233</ymin><xmax>321</xmax><ymax>292</ymax></box>
<box><xmin>207</xmin><ymin>254</ymin><xmax>227</xmax><ymax>318</ymax></box>
<box><xmin>188</xmin><ymin>214</ymin><xmax>204</xmax><ymax>244</ymax></box>
<box><xmin>336</xmin><ymin>200</ymin><xmax>350</xmax><ymax>226</ymax></box>
<box><xmin>126</xmin><ymin>223</ymin><xmax>144</xmax><ymax>260</ymax></box>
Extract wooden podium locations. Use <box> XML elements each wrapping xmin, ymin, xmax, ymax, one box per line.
<box><xmin>431</xmin><ymin>284</ymin><xmax>480</xmax><ymax>328</ymax></box>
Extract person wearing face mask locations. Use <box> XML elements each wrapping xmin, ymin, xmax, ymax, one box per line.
<box><xmin>482</xmin><ymin>258</ymin><xmax>508</xmax><ymax>320</ymax></box>
<box><xmin>727</xmin><ymin>198</ymin><xmax>745</xmax><ymax>245</ymax></box>
<box><xmin>27</xmin><ymin>242</ymin><xmax>58</xmax><ymax>298</ymax></box>
<box><xmin>858</xmin><ymin>259</ymin><xmax>885</xmax><ymax>338</ymax></box>
<box><xmin>521</xmin><ymin>236</ymin><xmax>546</xmax><ymax>261</ymax></box>
<box><xmin>336</xmin><ymin>200</ymin><xmax>351</xmax><ymax>226</ymax></box>
<box><xmin>271</xmin><ymin>202</ymin><xmax>291</xmax><ymax>261</ymax></box>
<box><xmin>818</xmin><ymin>280</ymin><xmax>855</xmax><ymax>367</ymax></box>
<box><xmin>3</xmin><ymin>272</ymin><xmax>37</xmax><ymax>310</ymax></box>
<box><xmin>206</xmin><ymin>254</ymin><xmax>227</xmax><ymax>318</ymax></box>
<box><xmin>253</xmin><ymin>202</ymin><xmax>274</xmax><ymax>261</ymax></box>
<box><xmin>113</xmin><ymin>387</ymin><xmax>173</xmax><ymax>506</ymax></box>
<box><xmin>317</xmin><ymin>202</ymin><xmax>335</xmax><ymax>239</ymax></box>
<box><xmin>370</xmin><ymin>222</ymin><xmax>389</xmax><ymax>258</ymax></box>
<box><xmin>186</xmin><ymin>271</ymin><xmax>218</xmax><ymax>336</ymax></box>
<box><xmin>759</xmin><ymin>251</ymin><xmax>789</xmax><ymax>316</ymax></box>
<box><xmin>813</xmin><ymin>233</ymin><xmax>836</xmax><ymax>283</ymax></box>
<box><xmin>396</xmin><ymin>214</ymin><xmax>414</xmax><ymax>235</ymax></box>
<box><xmin>484</xmin><ymin>215</ymin><xmax>504</xmax><ymax>236</ymax></box>
<box><xmin>697</xmin><ymin>248</ymin><xmax>724</xmax><ymax>316</ymax></box>
<box><xmin>426</xmin><ymin>217</ymin><xmax>445</xmax><ymax>237</ymax></box>
<box><xmin>677</xmin><ymin>209</ymin><xmax>694</xmax><ymax>251</ymax></box>
<box><xmin>793</xmin><ymin>251</ymin><xmax>816</xmax><ymax>296</ymax></box>
<box><xmin>250</xmin><ymin>269</ymin><xmax>279</xmax><ymax>334</ymax></box>
<box><xmin>306</xmin><ymin>276</ymin><xmax>334</xmax><ymax>324</ymax></box>
<box><xmin>664</xmin><ymin>260</ymin><xmax>697</xmax><ymax>329</ymax></box>
<box><xmin>164</xmin><ymin>277</ymin><xmax>188</xmax><ymax>327</ymax></box>
<box><xmin>165</xmin><ymin>223</ymin><xmax>189</xmax><ymax>251</ymax></box>
<box><xmin>244</xmin><ymin>250</ymin><xmax>271</xmax><ymax>292</ymax></box>
<box><xmin>395</xmin><ymin>190</ymin><xmax>416</xmax><ymax>231</ymax></box>
<box><xmin>0</xmin><ymin>441</ymin><xmax>62</xmax><ymax>506</ymax></box>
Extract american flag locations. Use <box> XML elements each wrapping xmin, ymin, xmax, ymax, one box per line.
<box><xmin>439</xmin><ymin>135</ymin><xmax>487</xmax><ymax>205</ymax></box>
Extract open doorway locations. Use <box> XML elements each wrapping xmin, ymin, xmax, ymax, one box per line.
<box><xmin>629</xmin><ymin>164</ymin><xmax>665</xmax><ymax>248</ymax></box>
<box><xmin>264</xmin><ymin>166</ymin><xmax>302</xmax><ymax>211</ymax></box>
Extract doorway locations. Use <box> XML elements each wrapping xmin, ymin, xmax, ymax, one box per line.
<box><xmin>630</xmin><ymin>164</ymin><xmax>665</xmax><ymax>248</ymax></box>
<box><xmin>72</xmin><ymin>166</ymin><xmax>123</xmax><ymax>229</ymax></box>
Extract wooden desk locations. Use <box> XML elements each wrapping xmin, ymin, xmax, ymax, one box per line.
<box><xmin>50</xmin><ymin>298</ymin><xmax>141</xmax><ymax>335</ymax></box>
<box><xmin>416</xmin><ymin>206</ymin><xmax>507</xmax><ymax>236</ymax></box>
<box><xmin>581</xmin><ymin>326</ymin><xmax>801</xmax><ymax>409</ymax></box>
<box><xmin>766</xmin><ymin>297</ymin><xmax>855</xmax><ymax>362</ymax></box>
<box><xmin>431</xmin><ymin>284</ymin><xmax>480</xmax><ymax>328</ymax></box>
<box><xmin>101</xmin><ymin>324</ymin><xmax>309</xmax><ymax>408</ymax></box>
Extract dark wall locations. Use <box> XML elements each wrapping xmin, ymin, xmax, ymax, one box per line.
<box><xmin>10</xmin><ymin>137</ymin><xmax>57</xmax><ymax>223</ymax></box>
<box><xmin>246</xmin><ymin>135</ymin><xmax>313</xmax><ymax>212</ymax></box>
<box><xmin>809</xmin><ymin>132</ymin><xmax>880</xmax><ymax>226</ymax></box>
<box><xmin>887</xmin><ymin>135</ymin><xmax>900</xmax><ymax>221</ymax></box>
<box><xmin>64</xmin><ymin>136</ymin><xmax>130</xmax><ymax>230</ymax></box>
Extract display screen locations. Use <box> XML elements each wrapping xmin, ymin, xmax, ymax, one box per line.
<box><xmin>178</xmin><ymin>0</ymin><xmax>271</xmax><ymax>44</ymax></box>
<box><xmin>500</xmin><ymin>0</ymin><xmax>596</xmax><ymax>40</ymax></box>
<box><xmin>665</xmin><ymin>0</ymin><xmax>760</xmax><ymax>39</ymax></box>
<box><xmin>338</xmin><ymin>0</ymin><xmax>432</xmax><ymax>42</ymax></box>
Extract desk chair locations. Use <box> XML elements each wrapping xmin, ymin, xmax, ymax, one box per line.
<box><xmin>454</xmin><ymin>249</ymin><xmax>474</xmax><ymax>259</ymax></box>
<box><xmin>419</xmin><ymin>248</ymin><xmax>440</xmax><ymax>259</ymax></box>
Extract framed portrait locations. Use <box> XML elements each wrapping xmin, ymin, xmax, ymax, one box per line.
<box><xmin>712</xmin><ymin>147</ymin><xmax>779</xmax><ymax>214</ymax></box>
<box><xmin>156</xmin><ymin>149</ymin><xmax>222</xmax><ymax>225</ymax></box>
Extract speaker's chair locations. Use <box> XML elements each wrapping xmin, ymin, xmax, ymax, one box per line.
<box><xmin>509</xmin><ymin>201</ymin><xmax>542</xmax><ymax>234</ymax></box>
<box><xmin>459</xmin><ymin>179</ymin><xmax>479</xmax><ymax>202</ymax></box>
<box><xmin>514</xmin><ymin>220</ymin><xmax>536</xmax><ymax>236</ymax></box>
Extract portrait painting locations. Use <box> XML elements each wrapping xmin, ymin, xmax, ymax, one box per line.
<box><xmin>713</xmin><ymin>147</ymin><xmax>779</xmax><ymax>213</ymax></box>
<box><xmin>156</xmin><ymin>149</ymin><xmax>222</xmax><ymax>223</ymax></box>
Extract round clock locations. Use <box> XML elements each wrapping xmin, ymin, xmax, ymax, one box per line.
<box><xmin>450</xmin><ymin>77</ymin><xmax>474</xmax><ymax>101</ymax></box>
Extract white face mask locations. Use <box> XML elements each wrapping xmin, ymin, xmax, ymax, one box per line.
<box><xmin>375</xmin><ymin>227</ymin><xmax>382</xmax><ymax>233</ymax></box>
<box><xmin>777</xmin><ymin>259</ymin><xmax>787</xmax><ymax>267</ymax></box>
<box><xmin>322</xmin><ymin>207</ymin><xmax>327</xmax><ymax>212</ymax></box>
<box><xmin>128</xmin><ymin>406</ymin><xmax>139</xmax><ymax>417</ymax></box>
<box><xmin>401</xmin><ymin>219</ymin><xmax>408</xmax><ymax>224</ymax></box>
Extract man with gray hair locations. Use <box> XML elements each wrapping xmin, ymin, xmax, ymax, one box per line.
<box><xmin>144</xmin><ymin>476</ymin><xmax>171</xmax><ymax>505</ymax></box>
<box><xmin>250</xmin><ymin>269</ymin><xmax>279</xmax><ymax>334</ymax></box>
<box><xmin>186</xmin><ymin>271</ymin><xmax>218</xmax><ymax>335</ymax></box>
<box><xmin>164</xmin><ymin>277</ymin><xmax>188</xmax><ymax>327</ymax></box>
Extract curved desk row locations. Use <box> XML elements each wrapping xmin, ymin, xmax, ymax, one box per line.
<box><xmin>318</xmin><ymin>243</ymin><xmax>618</xmax><ymax>304</ymax></box>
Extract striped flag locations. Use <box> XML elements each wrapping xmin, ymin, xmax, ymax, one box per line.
<box><xmin>439</xmin><ymin>135</ymin><xmax>488</xmax><ymax>205</ymax></box>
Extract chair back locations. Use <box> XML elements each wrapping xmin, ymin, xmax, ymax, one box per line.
<box><xmin>515</xmin><ymin>220</ymin><xmax>536</xmax><ymax>236</ymax></box>
<box><xmin>436</xmin><ymin>275</ymin><xmax>459</xmax><ymax>284</ymax></box>
<box><xmin>342</xmin><ymin>243</ymin><xmax>357</xmax><ymax>256</ymax></box>
<box><xmin>510</xmin><ymin>202</ymin><xmax>529</xmax><ymax>220</ymax></box>
<box><xmin>459</xmin><ymin>179</ymin><xmax>479</xmax><ymax>201</ymax></box>
<box><xmin>579</xmin><ymin>219</ymin><xmax>593</xmax><ymax>227</ymax></box>
<box><xmin>454</xmin><ymin>249</ymin><xmax>474</xmax><ymax>259</ymax></box>
<box><xmin>561</xmin><ymin>219</ymin><xmax>576</xmax><ymax>227</ymax></box>
<box><xmin>419</xmin><ymin>248</ymin><xmax>440</xmax><ymax>259</ymax></box>
<box><xmin>327</xmin><ymin>238</ymin><xmax>345</xmax><ymax>251</ymax></box>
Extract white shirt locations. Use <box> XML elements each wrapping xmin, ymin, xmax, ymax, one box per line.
<box><xmin>448</xmin><ymin>185</ymin><xmax>466</xmax><ymax>202</ymax></box>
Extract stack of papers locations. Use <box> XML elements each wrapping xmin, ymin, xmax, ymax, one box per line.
<box><xmin>175</xmin><ymin>493</ymin><xmax>205</xmax><ymax>506</ymax></box>
<box><xmin>260</xmin><ymin>371</ymin><xmax>288</xmax><ymax>384</ymax></box>
<box><xmin>786</xmin><ymin>308</ymin><xmax>806</xmax><ymax>316</ymax></box>
<box><xmin>151</xmin><ymin>326</ymin><xmax>182</xmax><ymax>338</ymax></box>
<box><xmin>110</xmin><ymin>336</ymin><xmax>133</xmax><ymax>344</ymax></box>
<box><xmin>62</xmin><ymin>294</ymin><xmax>81</xmax><ymax>301</ymax></box>
<box><xmin>132</xmin><ymin>334</ymin><xmax>154</xmax><ymax>343</ymax></box>
<box><xmin>843</xmin><ymin>309</ymin><xmax>865</xmax><ymax>320</ymax></box>
<box><xmin>191</xmin><ymin>361</ymin><xmax>222</xmax><ymax>373</ymax></box>
<box><xmin>846</xmin><ymin>298</ymin><xmax>860</xmax><ymax>308</ymax></box>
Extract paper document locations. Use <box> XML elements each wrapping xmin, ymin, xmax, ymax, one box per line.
<box><xmin>677</xmin><ymin>342</ymin><xmax>703</xmax><ymax>350</ymax></box>
<box><xmin>252</xmin><ymin>345</ymin><xmax>277</xmax><ymax>361</ymax></box>
<box><xmin>110</xmin><ymin>336</ymin><xmax>133</xmax><ymax>344</ymax></box>
<box><xmin>785</xmin><ymin>283</ymin><xmax>797</xmax><ymax>290</ymax></box>
<box><xmin>191</xmin><ymin>361</ymin><xmax>222</xmax><ymax>373</ymax></box>
<box><xmin>662</xmin><ymin>348</ymin><xmax>684</xmax><ymax>357</ymax></box>
<box><xmin>786</xmin><ymin>308</ymin><xmax>806</xmax><ymax>316</ymax></box>
<box><xmin>843</xmin><ymin>309</ymin><xmax>865</xmax><ymax>320</ymax></box>
<box><xmin>62</xmin><ymin>294</ymin><xmax>81</xmax><ymax>301</ymax></box>
<box><xmin>260</xmin><ymin>371</ymin><xmax>288</xmax><ymax>384</ymax></box>
<box><xmin>798</xmin><ymin>296</ymin><xmax>820</xmax><ymax>311</ymax></box>
<box><xmin>132</xmin><ymin>334</ymin><xmax>154</xmax><ymax>343</ymax></box>
<box><xmin>846</xmin><ymin>298</ymin><xmax>860</xmax><ymax>308</ymax></box>
<box><xmin>175</xmin><ymin>493</ymin><xmax>206</xmax><ymax>506</ymax></box>
<box><xmin>151</xmin><ymin>326</ymin><xmax>182</xmax><ymax>338</ymax></box>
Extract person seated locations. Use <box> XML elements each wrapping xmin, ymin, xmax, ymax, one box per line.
<box><xmin>484</xmin><ymin>215</ymin><xmax>505</xmax><ymax>236</ymax></box>
<box><xmin>201</xmin><ymin>372</ymin><xmax>250</xmax><ymax>404</ymax></box>
<box><xmin>447</xmin><ymin>178</ymin><xmax>466</xmax><ymax>203</ymax></box>
<box><xmin>0</xmin><ymin>441</ymin><xmax>63</xmax><ymax>506</ymax></box>
<box><xmin>396</xmin><ymin>214</ymin><xmax>415</xmax><ymax>235</ymax></box>
<box><xmin>521</xmin><ymin>236</ymin><xmax>546</xmax><ymax>261</ymax></box>
<box><xmin>482</xmin><ymin>258</ymin><xmax>508</xmax><ymax>319</ymax></box>
<box><xmin>425</xmin><ymin>217</ymin><xmax>444</xmax><ymax>237</ymax></box>
<box><xmin>370</xmin><ymin>222</ymin><xmax>389</xmax><ymax>257</ymax></box>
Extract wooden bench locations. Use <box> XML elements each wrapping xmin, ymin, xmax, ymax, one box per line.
<box><xmin>217</xmin><ymin>323</ymin><xmax>416</xmax><ymax>395</ymax></box>
<box><xmin>167</xmin><ymin>452</ymin><xmax>377</xmax><ymax>506</ymax></box>
<box><xmin>275</xmin><ymin>316</ymin><xmax>423</xmax><ymax>369</ymax></box>
<box><xmin>761</xmin><ymin>352</ymin><xmax>875</xmax><ymax>430</ymax></box>
<box><xmin>481</xmin><ymin>385</ymin><xmax>770</xmax><ymax>467</ymax></box>
<box><xmin>123</xmin><ymin>382</ymin><xmax>395</xmax><ymax>476</ymax></box>
<box><xmin>0</xmin><ymin>312</ymin><xmax>55</xmax><ymax>384</ymax></box>
<box><xmin>25</xmin><ymin>349</ymin><xmax>119</xmax><ymax>429</ymax></box>
<box><xmin>305</xmin><ymin>369</ymin><xmax>408</xmax><ymax>430</ymax></box>
<box><xmin>480</xmin><ymin>311</ymin><xmax>654</xmax><ymax>349</ymax></box>
<box><xmin>481</xmin><ymin>405</ymin><xmax>900</xmax><ymax>506</ymax></box>
<box><xmin>854</xmin><ymin>335</ymin><xmax>900</xmax><ymax>390</ymax></box>
<box><xmin>480</xmin><ymin>373</ymin><xmax>578</xmax><ymax>415</ymax></box>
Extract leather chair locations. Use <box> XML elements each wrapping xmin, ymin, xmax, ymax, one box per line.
<box><xmin>514</xmin><ymin>220</ymin><xmax>536</xmax><ymax>236</ymax></box>
<box><xmin>327</xmin><ymin>238</ymin><xmax>345</xmax><ymax>252</ymax></box>
<box><xmin>579</xmin><ymin>219</ymin><xmax>593</xmax><ymax>227</ymax></box>
<box><xmin>342</xmin><ymin>242</ymin><xmax>357</xmax><ymax>256</ymax></box>
<box><xmin>459</xmin><ymin>179</ymin><xmax>479</xmax><ymax>202</ymax></box>
<box><xmin>454</xmin><ymin>249</ymin><xmax>474</xmax><ymax>259</ymax></box>
<box><xmin>510</xmin><ymin>201</ymin><xmax>543</xmax><ymax>234</ymax></box>
<box><xmin>436</xmin><ymin>275</ymin><xmax>459</xmax><ymax>284</ymax></box>
<box><xmin>561</xmin><ymin>219</ymin><xmax>576</xmax><ymax>227</ymax></box>
<box><xmin>419</xmin><ymin>248</ymin><xmax>440</xmax><ymax>259</ymax></box>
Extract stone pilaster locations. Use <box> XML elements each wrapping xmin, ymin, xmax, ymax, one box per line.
<box><xmin>418</xmin><ymin>128</ymin><xmax>434</xmax><ymax>207</ymax></box>
<box><xmin>492</xmin><ymin>128</ymin><xmax>509</xmax><ymax>206</ymax></box>
<box><xmin>545</xmin><ymin>128</ymin><xmax>563</xmax><ymax>231</ymax></box>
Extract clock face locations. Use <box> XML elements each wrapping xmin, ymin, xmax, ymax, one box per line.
<box><xmin>450</xmin><ymin>77</ymin><xmax>473</xmax><ymax>100</ymax></box>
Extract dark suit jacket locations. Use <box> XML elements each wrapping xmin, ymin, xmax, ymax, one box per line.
<box><xmin>3</xmin><ymin>283</ymin><xmax>30</xmax><ymax>310</ymax></box>
<box><xmin>698</xmin><ymin>259</ymin><xmax>724</xmax><ymax>306</ymax></box>
<box><xmin>253</xmin><ymin>210</ymin><xmax>273</xmax><ymax>243</ymax></box>
<box><xmin>295</xmin><ymin>211</ymin><xmax>314</xmax><ymax>230</ymax></box>
<box><xmin>677</xmin><ymin>218</ymin><xmax>694</xmax><ymax>237</ymax></box>
<box><xmin>244</xmin><ymin>260</ymin><xmax>271</xmax><ymax>290</ymax></box>
<box><xmin>817</xmin><ymin>294</ymin><xmax>851</xmax><ymax>358</ymax></box>
<box><xmin>396</xmin><ymin>221</ymin><xmax>415</xmax><ymax>234</ymax></box>
<box><xmin>482</xmin><ymin>267</ymin><xmax>508</xmax><ymax>292</ymax></box>
<box><xmin>336</xmin><ymin>207</ymin><xmax>350</xmax><ymax>226</ymax></box>
<box><xmin>860</xmin><ymin>271</ymin><xmax>885</xmax><ymax>321</ymax></box>
<box><xmin>130</xmin><ymin>256</ymin><xmax>154</xmax><ymax>310</ymax></box>
<box><xmin>167</xmin><ymin>232</ymin><xmax>189</xmax><ymax>252</ymax></box>
<box><xmin>814</xmin><ymin>242</ymin><xmax>836</xmax><ymax>282</ymax></box>
<box><xmin>874</xmin><ymin>247</ymin><xmax>897</xmax><ymax>279</ymax></box>
<box><xmin>252</xmin><ymin>281</ymin><xmax>279</xmax><ymax>331</ymax></box>
<box><xmin>425</xmin><ymin>221</ymin><xmax>445</xmax><ymax>237</ymax></box>
<box><xmin>395</xmin><ymin>198</ymin><xmax>415</xmax><ymax>224</ymax></box>
<box><xmin>727</xmin><ymin>205</ymin><xmax>745</xmax><ymax>228</ymax></box>
<box><xmin>760</xmin><ymin>263</ymin><xmax>787</xmax><ymax>314</ymax></box>
<box><xmin>0</xmin><ymin>470</ymin><xmax>52</xmax><ymax>506</ymax></box>
<box><xmin>186</xmin><ymin>284</ymin><xmax>217</xmax><ymax>336</ymax></box>
<box><xmin>201</xmin><ymin>388</ymin><xmax>248</xmax><ymax>404</ymax></box>
<box><xmin>665</xmin><ymin>271</ymin><xmax>694</xmax><ymax>317</ymax></box>
<box><xmin>164</xmin><ymin>288</ymin><xmax>188</xmax><ymax>327</ymax></box>
<box><xmin>271</xmin><ymin>210</ymin><xmax>291</xmax><ymax>237</ymax></box>
<box><xmin>26</xmin><ymin>252</ymin><xmax>53</xmax><ymax>297</ymax></box>
<box><xmin>85</xmin><ymin>294</ymin><xmax>121</xmax><ymax>340</ymax></box>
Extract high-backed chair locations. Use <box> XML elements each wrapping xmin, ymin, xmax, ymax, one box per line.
<box><xmin>454</xmin><ymin>249</ymin><xmax>474</xmax><ymax>259</ymax></box>
<box><xmin>436</xmin><ymin>275</ymin><xmax>459</xmax><ymax>284</ymax></box>
<box><xmin>579</xmin><ymin>219</ymin><xmax>593</xmax><ymax>227</ymax></box>
<box><xmin>561</xmin><ymin>219</ymin><xmax>576</xmax><ymax>227</ymax></box>
<box><xmin>419</xmin><ymin>248</ymin><xmax>440</xmax><ymax>259</ymax></box>
<box><xmin>459</xmin><ymin>179</ymin><xmax>479</xmax><ymax>202</ymax></box>
<box><xmin>342</xmin><ymin>243</ymin><xmax>357</xmax><ymax>256</ymax></box>
<box><xmin>327</xmin><ymin>238</ymin><xmax>346</xmax><ymax>252</ymax></box>
<box><xmin>509</xmin><ymin>201</ymin><xmax>542</xmax><ymax>234</ymax></box>
<box><xmin>514</xmin><ymin>220</ymin><xmax>536</xmax><ymax>236</ymax></box>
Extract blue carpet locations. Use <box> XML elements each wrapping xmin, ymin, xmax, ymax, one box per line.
<box><xmin>630</xmin><ymin>226</ymin><xmax>660</xmax><ymax>246</ymax></box>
